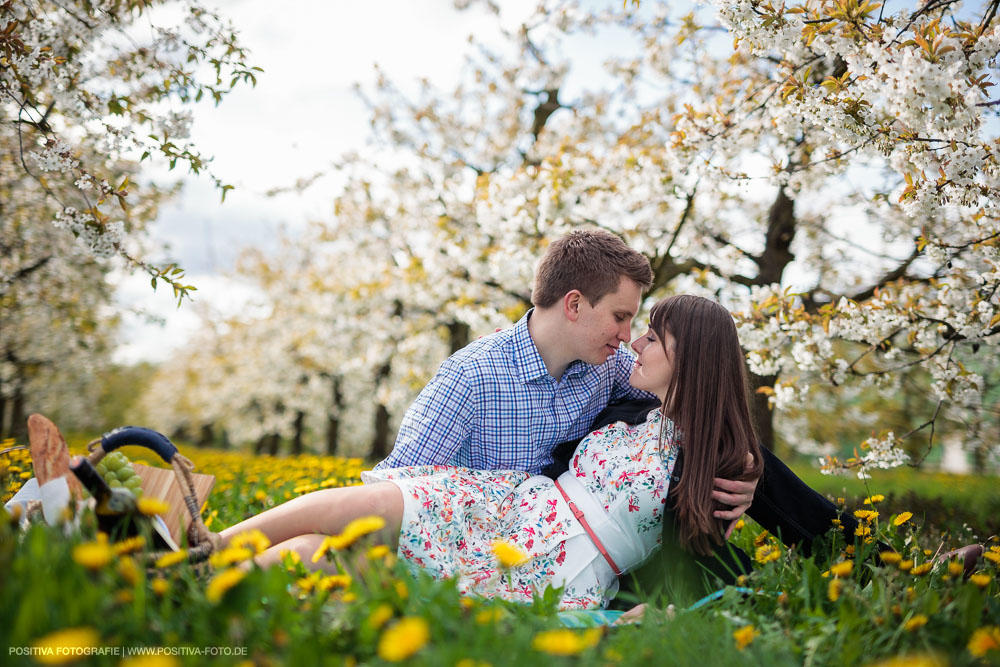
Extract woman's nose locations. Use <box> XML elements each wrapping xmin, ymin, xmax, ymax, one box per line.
<box><xmin>631</xmin><ymin>337</ymin><xmax>643</xmax><ymax>354</ymax></box>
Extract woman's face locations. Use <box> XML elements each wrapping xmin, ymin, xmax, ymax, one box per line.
<box><xmin>629</xmin><ymin>327</ymin><xmax>676</xmax><ymax>401</ymax></box>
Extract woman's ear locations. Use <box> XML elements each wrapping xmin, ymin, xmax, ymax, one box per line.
<box><xmin>563</xmin><ymin>290</ymin><xmax>583</xmax><ymax>322</ymax></box>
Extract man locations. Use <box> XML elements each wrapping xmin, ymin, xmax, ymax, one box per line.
<box><xmin>375</xmin><ymin>228</ymin><xmax>754</xmax><ymax>522</ymax></box>
<box><xmin>374</xmin><ymin>228</ymin><xmax>982</xmax><ymax>612</ymax></box>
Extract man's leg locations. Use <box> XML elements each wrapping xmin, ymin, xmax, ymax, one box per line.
<box><xmin>748</xmin><ymin>446</ymin><xmax>860</xmax><ymax>554</ymax></box>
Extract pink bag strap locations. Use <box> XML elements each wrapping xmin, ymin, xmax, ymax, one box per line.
<box><xmin>553</xmin><ymin>478</ymin><xmax>623</xmax><ymax>576</ymax></box>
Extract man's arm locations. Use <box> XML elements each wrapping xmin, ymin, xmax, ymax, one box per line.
<box><xmin>374</xmin><ymin>360</ymin><xmax>474</xmax><ymax>470</ymax></box>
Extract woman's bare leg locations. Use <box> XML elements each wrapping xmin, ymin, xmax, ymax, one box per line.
<box><xmin>219</xmin><ymin>482</ymin><xmax>404</xmax><ymax>551</ymax></box>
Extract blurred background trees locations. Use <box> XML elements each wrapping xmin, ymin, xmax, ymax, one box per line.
<box><xmin>0</xmin><ymin>0</ymin><xmax>257</xmax><ymax>438</ymax></box>
<box><xmin>8</xmin><ymin>0</ymin><xmax>998</xmax><ymax>476</ymax></box>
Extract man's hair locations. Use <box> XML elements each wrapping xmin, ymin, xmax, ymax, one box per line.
<box><xmin>531</xmin><ymin>229</ymin><xmax>653</xmax><ymax>308</ymax></box>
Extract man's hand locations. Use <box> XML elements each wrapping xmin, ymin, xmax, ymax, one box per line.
<box><xmin>712</xmin><ymin>452</ymin><xmax>759</xmax><ymax>532</ymax></box>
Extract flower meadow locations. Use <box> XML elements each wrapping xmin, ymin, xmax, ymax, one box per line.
<box><xmin>2</xmin><ymin>441</ymin><xmax>999</xmax><ymax>666</ymax></box>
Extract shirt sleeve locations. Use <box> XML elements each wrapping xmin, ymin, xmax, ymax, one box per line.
<box><xmin>374</xmin><ymin>359</ymin><xmax>475</xmax><ymax>470</ymax></box>
<box><xmin>609</xmin><ymin>348</ymin><xmax>658</xmax><ymax>402</ymax></box>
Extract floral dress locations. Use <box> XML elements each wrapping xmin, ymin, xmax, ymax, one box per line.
<box><xmin>361</xmin><ymin>409</ymin><xmax>678</xmax><ymax>610</ymax></box>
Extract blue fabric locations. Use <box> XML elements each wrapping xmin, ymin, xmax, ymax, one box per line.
<box><xmin>558</xmin><ymin>610</ymin><xmax>625</xmax><ymax>628</ymax></box>
<box><xmin>375</xmin><ymin>310</ymin><xmax>652</xmax><ymax>475</ymax></box>
<box><xmin>556</xmin><ymin>587</ymin><xmax>762</xmax><ymax>627</ymax></box>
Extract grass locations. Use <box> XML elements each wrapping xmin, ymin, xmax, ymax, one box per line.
<box><xmin>2</xmin><ymin>439</ymin><xmax>1000</xmax><ymax>666</ymax></box>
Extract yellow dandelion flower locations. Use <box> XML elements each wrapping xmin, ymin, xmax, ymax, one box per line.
<box><xmin>854</xmin><ymin>509</ymin><xmax>878</xmax><ymax>522</ymax></box>
<box><xmin>948</xmin><ymin>561</ymin><xmax>964</xmax><ymax>576</ymax></box>
<box><xmin>72</xmin><ymin>540</ymin><xmax>113</xmax><ymax>570</ymax></box>
<box><xmin>368</xmin><ymin>545</ymin><xmax>391</xmax><ymax>560</ymax></box>
<box><xmin>733</xmin><ymin>519</ymin><xmax>745</xmax><ymax>531</ymax></box>
<box><xmin>151</xmin><ymin>578</ymin><xmax>170</xmax><ymax>596</ymax></box>
<box><xmin>394</xmin><ymin>580</ymin><xmax>409</xmax><ymax>600</ymax></box>
<box><xmin>297</xmin><ymin>572</ymin><xmax>321</xmax><ymax>593</ymax></box>
<box><xmin>755</xmin><ymin>545</ymin><xmax>780</xmax><ymax>564</ymax></box>
<box><xmin>136</xmin><ymin>497</ymin><xmax>170</xmax><ymax>516</ymax></box>
<box><xmin>828</xmin><ymin>578</ymin><xmax>843</xmax><ymax>602</ymax></box>
<box><xmin>342</xmin><ymin>592</ymin><xmax>358</xmax><ymax>603</ymax></box>
<box><xmin>117</xmin><ymin>556</ymin><xmax>139</xmax><ymax>586</ymax></box>
<box><xmin>880</xmin><ymin>551</ymin><xmax>902</xmax><ymax>565</ymax></box>
<box><xmin>114</xmin><ymin>589</ymin><xmax>134</xmax><ymax>604</ymax></box>
<box><xmin>864</xmin><ymin>494</ymin><xmax>885</xmax><ymax>504</ymax></box>
<box><xmin>968</xmin><ymin>626</ymin><xmax>1000</xmax><ymax>658</ymax></box>
<box><xmin>893</xmin><ymin>512</ymin><xmax>913</xmax><ymax>526</ymax></box>
<box><xmin>899</xmin><ymin>559</ymin><xmax>914</xmax><ymax>573</ymax></box>
<box><xmin>754</xmin><ymin>530</ymin><xmax>771</xmax><ymax>546</ymax></box>
<box><xmin>209</xmin><ymin>546</ymin><xmax>254</xmax><ymax>568</ymax></box>
<box><xmin>112</xmin><ymin>535</ymin><xmax>146</xmax><ymax>555</ymax></box>
<box><xmin>904</xmin><ymin>614</ymin><xmax>929</xmax><ymax>632</ymax></box>
<box><xmin>154</xmin><ymin>550</ymin><xmax>187</xmax><ymax>569</ymax></box>
<box><xmin>532</xmin><ymin>628</ymin><xmax>602</xmax><ymax>656</ymax></box>
<box><xmin>855</xmin><ymin>525</ymin><xmax>871</xmax><ymax>538</ymax></box>
<box><xmin>983</xmin><ymin>551</ymin><xmax>1000</xmax><ymax>565</ymax></box>
<box><xmin>229</xmin><ymin>529</ymin><xmax>271</xmax><ymax>555</ymax></box>
<box><xmin>845</xmin><ymin>545</ymin><xmax>855</xmax><ymax>555</ymax></box>
<box><xmin>368</xmin><ymin>603</ymin><xmax>394</xmax><ymax>630</ymax></box>
<box><xmin>342</xmin><ymin>515</ymin><xmax>387</xmax><ymax>541</ymax></box>
<box><xmin>732</xmin><ymin>625</ymin><xmax>758</xmax><ymax>650</ymax></box>
<box><xmin>970</xmin><ymin>573</ymin><xmax>991</xmax><ymax>588</ymax></box>
<box><xmin>492</xmin><ymin>539</ymin><xmax>530</xmax><ymax>568</ymax></box>
<box><xmin>31</xmin><ymin>627</ymin><xmax>101</xmax><ymax>664</ymax></box>
<box><xmin>206</xmin><ymin>567</ymin><xmax>246</xmax><ymax>603</ymax></box>
<box><xmin>830</xmin><ymin>561</ymin><xmax>853</xmax><ymax>578</ymax></box>
<box><xmin>836</xmin><ymin>497</ymin><xmax>845</xmax><ymax>506</ymax></box>
<box><xmin>476</xmin><ymin>609</ymin><xmax>504</xmax><ymax>625</ymax></box>
<box><xmin>377</xmin><ymin>617</ymin><xmax>431</xmax><ymax>662</ymax></box>
<box><xmin>911</xmin><ymin>562</ymin><xmax>933</xmax><ymax>576</ymax></box>
<box><xmin>317</xmin><ymin>574</ymin><xmax>352</xmax><ymax>591</ymax></box>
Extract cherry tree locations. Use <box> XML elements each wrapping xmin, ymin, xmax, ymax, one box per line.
<box><xmin>1</xmin><ymin>0</ymin><xmax>257</xmax><ymax>436</ymax></box>
<box><xmin>144</xmin><ymin>0</ymin><xmax>999</xmax><ymax>472</ymax></box>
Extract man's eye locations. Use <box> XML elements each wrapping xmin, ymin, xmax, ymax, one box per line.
<box><xmin>615</xmin><ymin>315</ymin><xmax>626</xmax><ymax>322</ymax></box>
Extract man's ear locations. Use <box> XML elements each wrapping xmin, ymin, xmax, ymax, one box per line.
<box><xmin>563</xmin><ymin>290</ymin><xmax>583</xmax><ymax>322</ymax></box>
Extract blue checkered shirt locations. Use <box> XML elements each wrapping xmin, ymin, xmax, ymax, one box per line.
<box><xmin>374</xmin><ymin>310</ymin><xmax>654</xmax><ymax>475</ymax></box>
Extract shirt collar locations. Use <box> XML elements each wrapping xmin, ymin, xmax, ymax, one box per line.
<box><xmin>511</xmin><ymin>310</ymin><xmax>593</xmax><ymax>383</ymax></box>
<box><xmin>511</xmin><ymin>310</ymin><xmax>550</xmax><ymax>383</ymax></box>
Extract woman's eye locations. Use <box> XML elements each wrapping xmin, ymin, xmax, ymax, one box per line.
<box><xmin>646</xmin><ymin>335</ymin><xmax>655</xmax><ymax>342</ymax></box>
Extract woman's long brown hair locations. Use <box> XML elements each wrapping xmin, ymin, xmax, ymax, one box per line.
<box><xmin>649</xmin><ymin>295</ymin><xmax>764</xmax><ymax>556</ymax></box>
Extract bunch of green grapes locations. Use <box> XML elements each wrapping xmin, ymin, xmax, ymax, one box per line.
<box><xmin>95</xmin><ymin>452</ymin><xmax>143</xmax><ymax>498</ymax></box>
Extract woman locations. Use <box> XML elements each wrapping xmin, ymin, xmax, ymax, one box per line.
<box><xmin>219</xmin><ymin>295</ymin><xmax>762</xmax><ymax>610</ymax></box>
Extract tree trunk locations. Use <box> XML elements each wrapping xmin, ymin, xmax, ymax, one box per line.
<box><xmin>371</xmin><ymin>404</ymin><xmax>391</xmax><ymax>462</ymax></box>
<box><xmin>748</xmin><ymin>372</ymin><xmax>777</xmax><ymax>453</ymax></box>
<box><xmin>0</xmin><ymin>392</ymin><xmax>7</xmax><ymax>439</ymax></box>
<box><xmin>370</xmin><ymin>361</ymin><xmax>393</xmax><ymax>460</ymax></box>
<box><xmin>448</xmin><ymin>321</ymin><xmax>471</xmax><ymax>354</ymax></box>
<box><xmin>291</xmin><ymin>410</ymin><xmax>305</xmax><ymax>456</ymax></box>
<box><xmin>266</xmin><ymin>433</ymin><xmax>281</xmax><ymax>457</ymax></box>
<box><xmin>10</xmin><ymin>390</ymin><xmax>26</xmax><ymax>442</ymax></box>
<box><xmin>197</xmin><ymin>423</ymin><xmax>215</xmax><ymax>448</ymax></box>
<box><xmin>326</xmin><ymin>377</ymin><xmax>342</xmax><ymax>457</ymax></box>
<box><xmin>255</xmin><ymin>432</ymin><xmax>280</xmax><ymax>456</ymax></box>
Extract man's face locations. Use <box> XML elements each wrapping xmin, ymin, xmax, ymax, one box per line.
<box><xmin>572</xmin><ymin>276</ymin><xmax>642</xmax><ymax>365</ymax></box>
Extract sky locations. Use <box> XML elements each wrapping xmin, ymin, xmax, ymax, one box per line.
<box><xmin>112</xmin><ymin>0</ymin><xmax>545</xmax><ymax>363</ymax></box>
